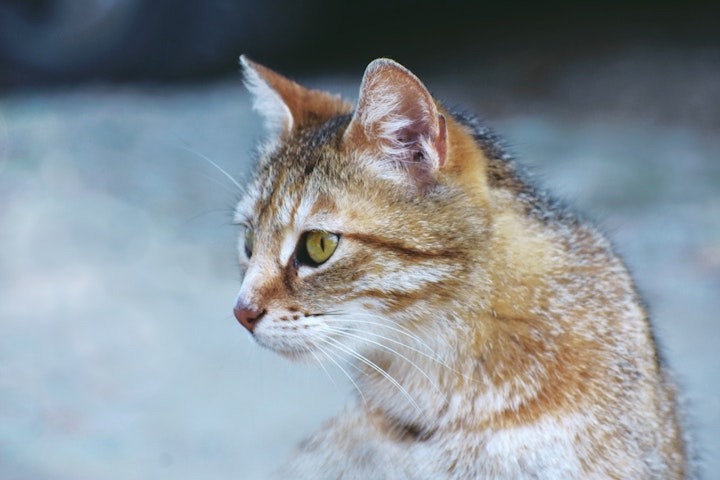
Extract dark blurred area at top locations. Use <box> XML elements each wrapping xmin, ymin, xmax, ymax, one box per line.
<box><xmin>0</xmin><ymin>0</ymin><xmax>718</xmax><ymax>89</ymax></box>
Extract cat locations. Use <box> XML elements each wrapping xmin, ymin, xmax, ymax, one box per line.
<box><xmin>232</xmin><ymin>55</ymin><xmax>690</xmax><ymax>479</ymax></box>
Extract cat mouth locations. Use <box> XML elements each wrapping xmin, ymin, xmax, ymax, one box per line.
<box><xmin>250</xmin><ymin>311</ymin><xmax>355</xmax><ymax>363</ymax></box>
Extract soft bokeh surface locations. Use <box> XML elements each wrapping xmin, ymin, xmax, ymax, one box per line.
<box><xmin>1</xmin><ymin>48</ymin><xmax>718</xmax><ymax>478</ymax></box>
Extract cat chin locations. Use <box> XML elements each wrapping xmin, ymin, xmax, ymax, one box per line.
<box><xmin>275</xmin><ymin>349</ymin><xmax>314</xmax><ymax>363</ymax></box>
<box><xmin>259</xmin><ymin>343</ymin><xmax>318</xmax><ymax>363</ymax></box>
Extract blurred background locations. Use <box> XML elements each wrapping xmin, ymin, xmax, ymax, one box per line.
<box><xmin>1</xmin><ymin>0</ymin><xmax>720</xmax><ymax>87</ymax></box>
<box><xmin>0</xmin><ymin>1</ymin><xmax>718</xmax><ymax>479</ymax></box>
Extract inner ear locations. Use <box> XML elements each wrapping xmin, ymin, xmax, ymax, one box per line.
<box><xmin>344</xmin><ymin>58</ymin><xmax>447</xmax><ymax>177</ymax></box>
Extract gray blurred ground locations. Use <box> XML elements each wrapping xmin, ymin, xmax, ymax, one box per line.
<box><xmin>1</xmin><ymin>47</ymin><xmax>718</xmax><ymax>479</ymax></box>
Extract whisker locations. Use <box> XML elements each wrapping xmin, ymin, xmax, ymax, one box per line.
<box><xmin>324</xmin><ymin>313</ymin><xmax>452</xmax><ymax>367</ymax></box>
<box><xmin>315</xmin><ymin>341</ymin><xmax>368</xmax><ymax>406</ymax></box>
<box><xmin>328</xmin><ymin>317</ymin><xmax>440</xmax><ymax>359</ymax></box>
<box><xmin>321</xmin><ymin>325</ymin><xmax>440</xmax><ymax>391</ymax></box>
<box><xmin>322</xmin><ymin>313</ymin><xmax>482</xmax><ymax>387</ymax></box>
<box><xmin>176</xmin><ymin>142</ymin><xmax>244</xmax><ymax>192</ymax></box>
<box><xmin>181</xmin><ymin>208</ymin><xmax>236</xmax><ymax>227</ymax></box>
<box><xmin>309</xmin><ymin>347</ymin><xmax>343</xmax><ymax>396</ymax></box>
<box><xmin>324</xmin><ymin>312</ymin><xmax>436</xmax><ymax>354</ymax></box>
<box><xmin>199</xmin><ymin>171</ymin><xmax>242</xmax><ymax>197</ymax></box>
<box><xmin>323</xmin><ymin>337</ymin><xmax>422</xmax><ymax>414</ymax></box>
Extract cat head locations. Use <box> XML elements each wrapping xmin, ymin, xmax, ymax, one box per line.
<box><xmin>234</xmin><ymin>56</ymin><xmax>491</xmax><ymax>362</ymax></box>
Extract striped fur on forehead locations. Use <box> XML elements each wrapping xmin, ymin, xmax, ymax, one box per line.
<box><xmin>237</xmin><ymin>115</ymin><xmax>351</xmax><ymax>226</ymax></box>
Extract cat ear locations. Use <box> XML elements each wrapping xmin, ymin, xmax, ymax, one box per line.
<box><xmin>240</xmin><ymin>55</ymin><xmax>352</xmax><ymax>138</ymax></box>
<box><xmin>344</xmin><ymin>58</ymin><xmax>447</xmax><ymax>181</ymax></box>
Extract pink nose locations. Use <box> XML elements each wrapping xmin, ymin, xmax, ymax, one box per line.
<box><xmin>234</xmin><ymin>302</ymin><xmax>266</xmax><ymax>333</ymax></box>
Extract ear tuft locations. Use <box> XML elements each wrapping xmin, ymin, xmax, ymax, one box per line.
<box><xmin>240</xmin><ymin>55</ymin><xmax>353</xmax><ymax>141</ymax></box>
<box><xmin>344</xmin><ymin>58</ymin><xmax>447</xmax><ymax>182</ymax></box>
<box><xmin>240</xmin><ymin>55</ymin><xmax>294</xmax><ymax>137</ymax></box>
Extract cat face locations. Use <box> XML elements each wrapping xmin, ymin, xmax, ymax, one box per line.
<box><xmin>234</xmin><ymin>57</ymin><xmax>489</xmax><ymax>363</ymax></box>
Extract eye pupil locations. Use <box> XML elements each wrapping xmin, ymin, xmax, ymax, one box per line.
<box><xmin>301</xmin><ymin>230</ymin><xmax>338</xmax><ymax>266</ymax></box>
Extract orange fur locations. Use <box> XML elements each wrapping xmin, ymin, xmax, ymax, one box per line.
<box><xmin>234</xmin><ymin>57</ymin><xmax>690</xmax><ymax>479</ymax></box>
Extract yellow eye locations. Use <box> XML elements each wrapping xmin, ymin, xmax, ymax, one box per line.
<box><xmin>243</xmin><ymin>227</ymin><xmax>254</xmax><ymax>258</ymax></box>
<box><xmin>303</xmin><ymin>230</ymin><xmax>339</xmax><ymax>265</ymax></box>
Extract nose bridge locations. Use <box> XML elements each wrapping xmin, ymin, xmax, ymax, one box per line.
<box><xmin>237</xmin><ymin>261</ymin><xmax>267</xmax><ymax>308</ymax></box>
<box><xmin>235</xmin><ymin>252</ymin><xmax>287</xmax><ymax>332</ymax></box>
<box><xmin>235</xmin><ymin>262</ymin><xmax>268</xmax><ymax>333</ymax></box>
<box><xmin>237</xmin><ymin>252</ymin><xmax>285</xmax><ymax>309</ymax></box>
